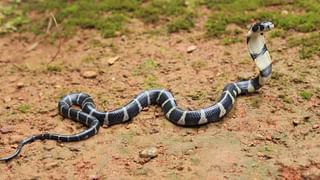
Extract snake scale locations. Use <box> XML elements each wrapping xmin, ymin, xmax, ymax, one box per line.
<box><xmin>0</xmin><ymin>21</ymin><xmax>274</xmax><ymax>161</ymax></box>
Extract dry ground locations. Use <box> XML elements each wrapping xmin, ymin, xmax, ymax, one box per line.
<box><xmin>0</xmin><ymin>19</ymin><xmax>319</xmax><ymax>179</ymax></box>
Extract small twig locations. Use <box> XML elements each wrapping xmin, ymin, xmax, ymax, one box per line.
<box><xmin>50</xmin><ymin>13</ymin><xmax>58</xmax><ymax>29</ymax></box>
<box><xmin>46</xmin><ymin>15</ymin><xmax>53</xmax><ymax>34</ymax></box>
<box><xmin>48</xmin><ymin>39</ymin><xmax>62</xmax><ymax>64</ymax></box>
<box><xmin>50</xmin><ymin>39</ymin><xmax>63</xmax><ymax>63</ymax></box>
<box><xmin>48</xmin><ymin>13</ymin><xmax>63</xmax><ymax>64</ymax></box>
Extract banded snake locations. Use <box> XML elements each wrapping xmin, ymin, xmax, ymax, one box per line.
<box><xmin>0</xmin><ymin>21</ymin><xmax>274</xmax><ymax>161</ymax></box>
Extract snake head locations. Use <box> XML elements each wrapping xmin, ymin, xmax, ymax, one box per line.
<box><xmin>251</xmin><ymin>21</ymin><xmax>274</xmax><ymax>33</ymax></box>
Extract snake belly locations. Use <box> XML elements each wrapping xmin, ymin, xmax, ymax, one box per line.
<box><xmin>0</xmin><ymin>21</ymin><xmax>274</xmax><ymax>162</ymax></box>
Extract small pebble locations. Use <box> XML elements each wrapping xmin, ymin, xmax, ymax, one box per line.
<box><xmin>54</xmin><ymin>84</ymin><xmax>62</xmax><ymax>89</ymax></box>
<box><xmin>312</xmin><ymin>124</ymin><xmax>319</xmax><ymax>129</ymax></box>
<box><xmin>89</xmin><ymin>175</ymin><xmax>99</xmax><ymax>180</ymax></box>
<box><xmin>149</xmin><ymin>128</ymin><xmax>159</xmax><ymax>134</ymax></box>
<box><xmin>187</xmin><ymin>45</ymin><xmax>197</xmax><ymax>53</ymax></box>
<box><xmin>255</xmin><ymin>134</ymin><xmax>264</xmax><ymax>140</ymax></box>
<box><xmin>43</xmin><ymin>146</ymin><xmax>54</xmax><ymax>151</ymax></box>
<box><xmin>184</xmin><ymin>149</ymin><xmax>195</xmax><ymax>155</ymax></box>
<box><xmin>121</xmin><ymin>35</ymin><xmax>126</xmax><ymax>41</ymax></box>
<box><xmin>266</xmin><ymin>135</ymin><xmax>272</xmax><ymax>141</ymax></box>
<box><xmin>68</xmin><ymin>146</ymin><xmax>81</xmax><ymax>152</ymax></box>
<box><xmin>257</xmin><ymin>152</ymin><xmax>272</xmax><ymax>159</ymax></box>
<box><xmin>45</xmin><ymin>162</ymin><xmax>59</xmax><ymax>170</ymax></box>
<box><xmin>139</xmin><ymin>146</ymin><xmax>158</xmax><ymax>158</ymax></box>
<box><xmin>177</xmin><ymin>166</ymin><xmax>184</xmax><ymax>171</ymax></box>
<box><xmin>81</xmin><ymin>71</ymin><xmax>98</xmax><ymax>79</ymax></box>
<box><xmin>0</xmin><ymin>127</ymin><xmax>13</xmax><ymax>134</ymax></box>
<box><xmin>292</xmin><ymin>119</ymin><xmax>300</xmax><ymax>126</ymax></box>
<box><xmin>107</xmin><ymin>56</ymin><xmax>120</xmax><ymax>65</ymax></box>
<box><xmin>16</xmin><ymin>82</ymin><xmax>24</xmax><ymax>89</ymax></box>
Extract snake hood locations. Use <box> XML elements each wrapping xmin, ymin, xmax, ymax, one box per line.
<box><xmin>247</xmin><ymin>21</ymin><xmax>274</xmax><ymax>86</ymax></box>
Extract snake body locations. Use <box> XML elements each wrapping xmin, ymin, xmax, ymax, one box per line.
<box><xmin>0</xmin><ymin>21</ymin><xmax>274</xmax><ymax>161</ymax></box>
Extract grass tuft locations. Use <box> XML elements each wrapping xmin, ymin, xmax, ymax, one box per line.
<box><xmin>143</xmin><ymin>75</ymin><xmax>162</xmax><ymax>89</ymax></box>
<box><xmin>204</xmin><ymin>0</ymin><xmax>320</xmax><ymax>38</ymax></box>
<box><xmin>288</xmin><ymin>32</ymin><xmax>320</xmax><ymax>59</ymax></box>
<box><xmin>133</xmin><ymin>59</ymin><xmax>159</xmax><ymax>76</ymax></box>
<box><xmin>223</xmin><ymin>37</ymin><xmax>242</xmax><ymax>45</ymax></box>
<box><xmin>17</xmin><ymin>104</ymin><xmax>31</xmax><ymax>113</ymax></box>
<box><xmin>167</xmin><ymin>14</ymin><xmax>194</xmax><ymax>33</ymax></box>
<box><xmin>269</xmin><ymin>29</ymin><xmax>286</xmax><ymax>38</ymax></box>
<box><xmin>0</xmin><ymin>1</ymin><xmax>28</xmax><ymax>34</ymax></box>
<box><xmin>2</xmin><ymin>0</ymin><xmax>319</xmax><ymax>42</ymax></box>
<box><xmin>133</xmin><ymin>59</ymin><xmax>162</xmax><ymax>89</ymax></box>
<box><xmin>300</xmin><ymin>91</ymin><xmax>313</xmax><ymax>100</ymax></box>
<box><xmin>206</xmin><ymin>15</ymin><xmax>228</xmax><ymax>37</ymax></box>
<box><xmin>47</xmin><ymin>65</ymin><xmax>62</xmax><ymax>72</ymax></box>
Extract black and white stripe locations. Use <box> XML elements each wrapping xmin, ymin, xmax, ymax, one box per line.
<box><xmin>238</xmin><ymin>21</ymin><xmax>274</xmax><ymax>93</ymax></box>
<box><xmin>0</xmin><ymin>21</ymin><xmax>274</xmax><ymax>162</ymax></box>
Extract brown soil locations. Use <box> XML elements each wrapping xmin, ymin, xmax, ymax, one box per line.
<box><xmin>0</xmin><ymin>21</ymin><xmax>319</xmax><ymax>179</ymax></box>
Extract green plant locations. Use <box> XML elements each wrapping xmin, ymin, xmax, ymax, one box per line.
<box><xmin>223</xmin><ymin>37</ymin><xmax>241</xmax><ymax>45</ymax></box>
<box><xmin>143</xmin><ymin>75</ymin><xmax>162</xmax><ymax>89</ymax></box>
<box><xmin>167</xmin><ymin>15</ymin><xmax>194</xmax><ymax>33</ymax></box>
<box><xmin>288</xmin><ymin>33</ymin><xmax>320</xmax><ymax>59</ymax></box>
<box><xmin>17</xmin><ymin>104</ymin><xmax>31</xmax><ymax>113</ymax></box>
<box><xmin>133</xmin><ymin>59</ymin><xmax>159</xmax><ymax>76</ymax></box>
<box><xmin>300</xmin><ymin>91</ymin><xmax>313</xmax><ymax>100</ymax></box>
<box><xmin>47</xmin><ymin>65</ymin><xmax>62</xmax><ymax>72</ymax></box>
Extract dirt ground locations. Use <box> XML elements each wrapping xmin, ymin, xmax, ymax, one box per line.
<box><xmin>0</xmin><ymin>18</ymin><xmax>319</xmax><ymax>179</ymax></box>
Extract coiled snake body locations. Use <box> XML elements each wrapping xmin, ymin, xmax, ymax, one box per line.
<box><xmin>0</xmin><ymin>21</ymin><xmax>274</xmax><ymax>161</ymax></box>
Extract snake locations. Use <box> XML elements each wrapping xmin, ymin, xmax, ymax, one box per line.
<box><xmin>0</xmin><ymin>21</ymin><xmax>274</xmax><ymax>162</ymax></box>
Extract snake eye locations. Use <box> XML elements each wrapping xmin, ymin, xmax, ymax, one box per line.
<box><xmin>252</xmin><ymin>24</ymin><xmax>259</xmax><ymax>32</ymax></box>
<box><xmin>259</xmin><ymin>24</ymin><xmax>265</xmax><ymax>31</ymax></box>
